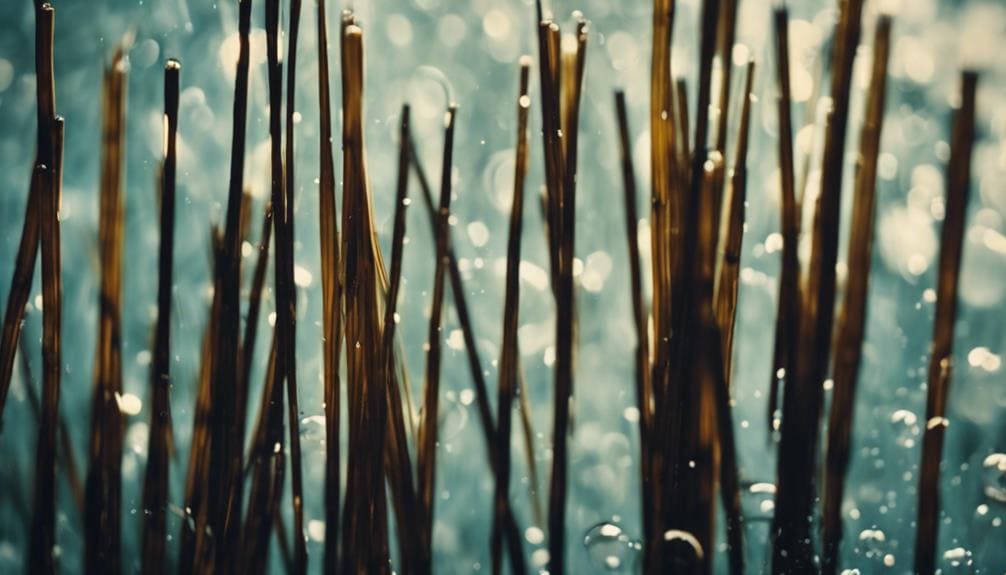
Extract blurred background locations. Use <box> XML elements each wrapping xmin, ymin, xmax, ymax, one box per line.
<box><xmin>0</xmin><ymin>0</ymin><xmax>1004</xmax><ymax>572</ymax></box>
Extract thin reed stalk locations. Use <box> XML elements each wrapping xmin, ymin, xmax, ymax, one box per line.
<box><xmin>772</xmin><ymin>0</ymin><xmax>864</xmax><ymax>571</ymax></box>
<box><xmin>381</xmin><ymin>104</ymin><xmax>419</xmax><ymax>575</ymax></box>
<box><xmin>85</xmin><ymin>47</ymin><xmax>128</xmax><ymax>575</ymax></box>
<box><xmin>339</xmin><ymin>20</ymin><xmax>391</xmax><ymax>573</ymax></box>
<box><xmin>768</xmin><ymin>7</ymin><xmax>800</xmax><ymax>435</ymax></box>
<box><xmin>492</xmin><ymin>61</ymin><xmax>531</xmax><ymax>575</ymax></box>
<box><xmin>316</xmin><ymin>1</ymin><xmax>344</xmax><ymax>571</ymax></box>
<box><xmin>141</xmin><ymin>58</ymin><xmax>181</xmax><ymax>575</ymax></box>
<box><xmin>914</xmin><ymin>70</ymin><xmax>978</xmax><ymax>575</ymax></box>
<box><xmin>208</xmin><ymin>0</ymin><xmax>254</xmax><ymax>565</ymax></box>
<box><xmin>417</xmin><ymin>104</ymin><xmax>457</xmax><ymax>572</ymax></box>
<box><xmin>282</xmin><ymin>0</ymin><xmax>308</xmax><ymax>571</ymax></box>
<box><xmin>614</xmin><ymin>89</ymin><xmax>654</xmax><ymax>565</ymax></box>
<box><xmin>27</xmin><ymin>4</ymin><xmax>61</xmax><ymax>572</ymax></box>
<box><xmin>821</xmin><ymin>16</ymin><xmax>892</xmax><ymax>575</ymax></box>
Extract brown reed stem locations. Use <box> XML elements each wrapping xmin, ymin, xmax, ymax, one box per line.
<box><xmin>141</xmin><ymin>58</ymin><xmax>181</xmax><ymax>575</ymax></box>
<box><xmin>380</xmin><ymin>104</ymin><xmax>421</xmax><ymax>575</ymax></box>
<box><xmin>914</xmin><ymin>70</ymin><xmax>978</xmax><ymax>575</ymax></box>
<box><xmin>316</xmin><ymin>2</ymin><xmax>344</xmax><ymax>571</ymax></box>
<box><xmin>281</xmin><ymin>0</ymin><xmax>308</xmax><ymax>571</ymax></box>
<box><xmin>821</xmin><ymin>16</ymin><xmax>891</xmax><ymax>575</ymax></box>
<box><xmin>27</xmin><ymin>4</ymin><xmax>60</xmax><ymax>572</ymax></box>
<box><xmin>409</xmin><ymin>132</ymin><xmax>529</xmax><ymax>575</ymax></box>
<box><xmin>614</xmin><ymin>88</ymin><xmax>655</xmax><ymax>555</ymax></box>
<box><xmin>768</xmin><ymin>7</ymin><xmax>800</xmax><ymax>436</ymax></box>
<box><xmin>417</xmin><ymin>104</ymin><xmax>457</xmax><ymax>572</ymax></box>
<box><xmin>85</xmin><ymin>47</ymin><xmax>128</xmax><ymax>575</ymax></box>
<box><xmin>772</xmin><ymin>0</ymin><xmax>863</xmax><ymax>571</ymax></box>
<box><xmin>492</xmin><ymin>62</ymin><xmax>531</xmax><ymax>575</ymax></box>
<box><xmin>207</xmin><ymin>0</ymin><xmax>254</xmax><ymax>565</ymax></box>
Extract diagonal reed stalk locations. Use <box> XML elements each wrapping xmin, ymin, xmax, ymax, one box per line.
<box><xmin>27</xmin><ymin>4</ymin><xmax>61</xmax><ymax>573</ymax></box>
<box><xmin>491</xmin><ymin>61</ymin><xmax>531</xmax><ymax>575</ymax></box>
<box><xmin>409</xmin><ymin>128</ymin><xmax>530</xmax><ymax>575</ymax></box>
<box><xmin>767</xmin><ymin>7</ymin><xmax>800</xmax><ymax>437</ymax></box>
<box><xmin>381</xmin><ymin>104</ymin><xmax>420</xmax><ymax>575</ymax></box>
<box><xmin>141</xmin><ymin>58</ymin><xmax>181</xmax><ymax>575</ymax></box>
<box><xmin>316</xmin><ymin>1</ymin><xmax>344</xmax><ymax>571</ymax></box>
<box><xmin>914</xmin><ymin>70</ymin><xmax>978</xmax><ymax>575</ymax></box>
<box><xmin>772</xmin><ymin>0</ymin><xmax>864</xmax><ymax>571</ymax></box>
<box><xmin>417</xmin><ymin>104</ymin><xmax>458</xmax><ymax>572</ymax></box>
<box><xmin>821</xmin><ymin>15</ymin><xmax>892</xmax><ymax>575</ymax></box>
<box><xmin>85</xmin><ymin>45</ymin><xmax>128</xmax><ymax>575</ymax></box>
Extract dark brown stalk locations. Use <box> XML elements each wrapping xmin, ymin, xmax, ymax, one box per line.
<box><xmin>238</xmin><ymin>201</ymin><xmax>273</xmax><ymax>464</ymax></box>
<box><xmin>178</xmin><ymin>236</ymin><xmax>222</xmax><ymax>573</ymax></box>
<box><xmin>767</xmin><ymin>7</ymin><xmax>800</xmax><ymax>437</ymax></box>
<box><xmin>281</xmin><ymin>0</ymin><xmax>307</xmax><ymax>571</ymax></box>
<box><xmin>0</xmin><ymin>167</ymin><xmax>42</xmax><ymax>424</ymax></box>
<box><xmin>546</xmin><ymin>17</ymin><xmax>587</xmax><ymax>575</ymax></box>
<box><xmin>208</xmin><ymin>0</ymin><xmax>253</xmax><ymax>566</ymax></box>
<box><xmin>26</xmin><ymin>4</ymin><xmax>59</xmax><ymax>573</ymax></box>
<box><xmin>339</xmin><ymin>22</ymin><xmax>391</xmax><ymax>574</ymax></box>
<box><xmin>713</xmin><ymin>0</ymin><xmax>737</xmax><ymax>156</ymax></box>
<box><xmin>85</xmin><ymin>47</ymin><xmax>128</xmax><ymax>575</ymax></box>
<box><xmin>714</xmin><ymin>61</ymin><xmax>754</xmax><ymax>389</ymax></box>
<box><xmin>141</xmin><ymin>58</ymin><xmax>181</xmax><ymax>575</ymax></box>
<box><xmin>18</xmin><ymin>334</ymin><xmax>84</xmax><ymax>514</ymax></box>
<box><xmin>492</xmin><ymin>62</ymin><xmax>531</xmax><ymax>575</ymax></box>
<box><xmin>674</xmin><ymin>78</ymin><xmax>691</xmax><ymax>184</ymax></box>
<box><xmin>417</xmin><ymin>104</ymin><xmax>457</xmax><ymax>573</ymax></box>
<box><xmin>614</xmin><ymin>89</ymin><xmax>655</xmax><ymax>565</ymax></box>
<box><xmin>317</xmin><ymin>1</ymin><xmax>344</xmax><ymax>571</ymax></box>
<box><xmin>408</xmin><ymin>134</ymin><xmax>529</xmax><ymax>575</ymax></box>
<box><xmin>821</xmin><ymin>16</ymin><xmax>891</xmax><ymax>575</ymax></box>
<box><xmin>657</xmin><ymin>0</ymin><xmax>720</xmax><ymax>567</ymax></box>
<box><xmin>648</xmin><ymin>0</ymin><xmax>675</xmax><ymax>441</ymax></box>
<box><xmin>710</xmin><ymin>62</ymin><xmax>754</xmax><ymax>575</ymax></box>
<box><xmin>772</xmin><ymin>0</ymin><xmax>864</xmax><ymax>571</ymax></box>
<box><xmin>914</xmin><ymin>70</ymin><xmax>977</xmax><ymax>575</ymax></box>
<box><xmin>239</xmin><ymin>334</ymin><xmax>287</xmax><ymax>574</ymax></box>
<box><xmin>381</xmin><ymin>104</ymin><xmax>419</xmax><ymax>575</ymax></box>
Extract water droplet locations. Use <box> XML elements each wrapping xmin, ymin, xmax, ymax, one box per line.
<box><xmin>940</xmin><ymin>547</ymin><xmax>974</xmax><ymax>573</ymax></box>
<box><xmin>583</xmin><ymin>522</ymin><xmax>641</xmax><ymax>573</ymax></box>
<box><xmin>889</xmin><ymin>409</ymin><xmax>920</xmax><ymax>448</ymax></box>
<box><xmin>661</xmin><ymin>529</ymin><xmax>703</xmax><ymax>572</ymax></box>
<box><xmin>982</xmin><ymin>453</ymin><xmax>1006</xmax><ymax>503</ymax></box>
<box><xmin>858</xmin><ymin>528</ymin><xmax>888</xmax><ymax>559</ymax></box>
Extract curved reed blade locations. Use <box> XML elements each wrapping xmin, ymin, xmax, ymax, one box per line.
<box><xmin>614</xmin><ymin>88</ymin><xmax>654</xmax><ymax>560</ymax></box>
<box><xmin>914</xmin><ymin>70</ymin><xmax>978</xmax><ymax>575</ymax></box>
<box><xmin>27</xmin><ymin>4</ymin><xmax>61</xmax><ymax>572</ymax></box>
<box><xmin>821</xmin><ymin>16</ymin><xmax>892</xmax><ymax>575</ymax></box>
<box><xmin>85</xmin><ymin>46</ymin><xmax>129</xmax><ymax>575</ymax></box>
<box><xmin>492</xmin><ymin>61</ymin><xmax>531</xmax><ymax>575</ymax></box>
<box><xmin>772</xmin><ymin>0</ymin><xmax>864</xmax><ymax>571</ymax></box>
<box><xmin>316</xmin><ymin>2</ymin><xmax>345</xmax><ymax>571</ymax></box>
<box><xmin>767</xmin><ymin>6</ymin><xmax>800</xmax><ymax>438</ymax></box>
<box><xmin>141</xmin><ymin>58</ymin><xmax>181</xmax><ymax>575</ymax></box>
